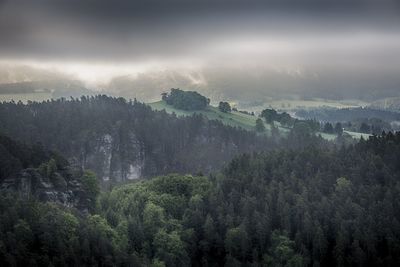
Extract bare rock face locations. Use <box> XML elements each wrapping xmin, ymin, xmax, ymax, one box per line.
<box><xmin>1</xmin><ymin>168</ymin><xmax>89</xmax><ymax>212</ymax></box>
<box><xmin>77</xmin><ymin>132</ymin><xmax>144</xmax><ymax>183</ymax></box>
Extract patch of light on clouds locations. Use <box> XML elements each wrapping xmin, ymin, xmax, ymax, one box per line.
<box><xmin>0</xmin><ymin>59</ymin><xmax>206</xmax><ymax>88</ymax></box>
<box><xmin>1</xmin><ymin>29</ymin><xmax>399</xmax><ymax>87</ymax></box>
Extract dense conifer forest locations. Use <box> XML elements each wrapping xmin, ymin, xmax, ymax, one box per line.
<box><xmin>1</xmin><ymin>130</ymin><xmax>400</xmax><ymax>266</ymax></box>
<box><xmin>1</xmin><ymin>97</ymin><xmax>400</xmax><ymax>266</ymax></box>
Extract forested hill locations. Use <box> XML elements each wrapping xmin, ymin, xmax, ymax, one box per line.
<box><xmin>206</xmin><ymin>132</ymin><xmax>400</xmax><ymax>266</ymax></box>
<box><xmin>0</xmin><ymin>95</ymin><xmax>280</xmax><ymax>182</ymax></box>
<box><xmin>296</xmin><ymin>107</ymin><xmax>400</xmax><ymax>123</ymax></box>
<box><xmin>95</xmin><ymin>132</ymin><xmax>400</xmax><ymax>266</ymax></box>
<box><xmin>1</xmin><ymin>132</ymin><xmax>399</xmax><ymax>266</ymax></box>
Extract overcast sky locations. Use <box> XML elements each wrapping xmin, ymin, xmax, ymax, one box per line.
<box><xmin>0</xmin><ymin>0</ymin><xmax>399</xmax><ymax>96</ymax></box>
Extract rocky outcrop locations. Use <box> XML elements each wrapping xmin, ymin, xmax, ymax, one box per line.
<box><xmin>1</xmin><ymin>168</ymin><xmax>90</xmax><ymax>212</ymax></box>
<box><xmin>0</xmin><ymin>134</ymin><xmax>94</xmax><ymax>212</ymax></box>
<box><xmin>75</xmin><ymin>132</ymin><xmax>144</xmax><ymax>183</ymax></box>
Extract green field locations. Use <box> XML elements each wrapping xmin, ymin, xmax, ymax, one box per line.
<box><xmin>149</xmin><ymin>100</ymin><xmax>262</xmax><ymax>131</ymax></box>
<box><xmin>317</xmin><ymin>132</ymin><xmax>337</xmax><ymax>141</ymax></box>
<box><xmin>150</xmin><ymin>101</ymin><xmax>308</xmax><ymax>137</ymax></box>
<box><xmin>256</xmin><ymin>98</ymin><xmax>368</xmax><ymax>112</ymax></box>
<box><xmin>148</xmin><ymin>101</ymin><xmax>371</xmax><ymax>141</ymax></box>
<box><xmin>318</xmin><ymin>131</ymin><xmax>371</xmax><ymax>141</ymax></box>
<box><xmin>344</xmin><ymin>130</ymin><xmax>371</xmax><ymax>139</ymax></box>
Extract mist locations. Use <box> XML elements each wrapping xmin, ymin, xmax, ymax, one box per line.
<box><xmin>0</xmin><ymin>0</ymin><xmax>399</xmax><ymax>101</ymax></box>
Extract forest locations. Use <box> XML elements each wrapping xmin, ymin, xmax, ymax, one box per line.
<box><xmin>162</xmin><ymin>89</ymin><xmax>210</xmax><ymax>111</ymax></box>
<box><xmin>296</xmin><ymin>108</ymin><xmax>399</xmax><ymax>133</ymax></box>
<box><xmin>0</xmin><ymin>95</ymin><xmax>277</xmax><ymax>182</ymax></box>
<box><xmin>295</xmin><ymin>107</ymin><xmax>400</xmax><ymax>123</ymax></box>
<box><xmin>0</xmin><ymin>96</ymin><xmax>399</xmax><ymax>266</ymax></box>
<box><xmin>1</xmin><ymin>130</ymin><xmax>400</xmax><ymax>266</ymax></box>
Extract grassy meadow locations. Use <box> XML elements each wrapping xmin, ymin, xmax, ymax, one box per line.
<box><xmin>148</xmin><ymin>100</ymin><xmax>371</xmax><ymax>141</ymax></box>
<box><xmin>149</xmin><ymin>100</ymin><xmax>261</xmax><ymax>132</ymax></box>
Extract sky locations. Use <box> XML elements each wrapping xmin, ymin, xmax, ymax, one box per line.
<box><xmin>0</xmin><ymin>0</ymin><xmax>399</xmax><ymax>100</ymax></box>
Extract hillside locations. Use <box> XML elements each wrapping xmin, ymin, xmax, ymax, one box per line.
<box><xmin>149</xmin><ymin>100</ymin><xmax>278</xmax><ymax>133</ymax></box>
<box><xmin>148</xmin><ymin>100</ymin><xmax>371</xmax><ymax>140</ymax></box>
<box><xmin>2</xmin><ymin>133</ymin><xmax>399</xmax><ymax>266</ymax></box>
<box><xmin>0</xmin><ymin>96</ymin><xmax>277</xmax><ymax>182</ymax></box>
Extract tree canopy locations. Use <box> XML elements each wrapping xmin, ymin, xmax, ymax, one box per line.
<box><xmin>1</xmin><ymin>96</ymin><xmax>400</xmax><ymax>266</ymax></box>
<box><xmin>218</xmin><ymin>101</ymin><xmax>231</xmax><ymax>113</ymax></box>
<box><xmin>164</xmin><ymin>88</ymin><xmax>209</xmax><ymax>111</ymax></box>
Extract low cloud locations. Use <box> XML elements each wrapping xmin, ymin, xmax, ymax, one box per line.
<box><xmin>0</xmin><ymin>0</ymin><xmax>399</xmax><ymax>99</ymax></box>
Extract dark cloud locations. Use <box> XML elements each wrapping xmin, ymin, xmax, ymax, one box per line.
<box><xmin>0</xmin><ymin>0</ymin><xmax>399</xmax><ymax>101</ymax></box>
<box><xmin>0</xmin><ymin>0</ymin><xmax>399</xmax><ymax>61</ymax></box>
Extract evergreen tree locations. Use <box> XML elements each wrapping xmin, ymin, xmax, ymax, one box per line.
<box><xmin>255</xmin><ymin>118</ymin><xmax>266</xmax><ymax>132</ymax></box>
<box><xmin>218</xmin><ymin>102</ymin><xmax>231</xmax><ymax>113</ymax></box>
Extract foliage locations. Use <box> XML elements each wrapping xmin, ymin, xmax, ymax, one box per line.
<box><xmin>0</xmin><ymin>133</ymin><xmax>101</xmax><ymax>212</ymax></box>
<box><xmin>264</xmin><ymin>231</ymin><xmax>303</xmax><ymax>267</ymax></box>
<box><xmin>261</xmin><ymin>108</ymin><xmax>295</xmax><ymax>126</ymax></box>
<box><xmin>297</xmin><ymin>107</ymin><xmax>397</xmax><ymax>133</ymax></box>
<box><xmin>164</xmin><ymin>88</ymin><xmax>209</xmax><ymax>111</ymax></box>
<box><xmin>255</xmin><ymin>118</ymin><xmax>265</xmax><ymax>132</ymax></box>
<box><xmin>149</xmin><ymin>100</ymin><xmax>262</xmax><ymax>132</ymax></box>
<box><xmin>334</xmin><ymin>122</ymin><xmax>343</xmax><ymax>135</ymax></box>
<box><xmin>296</xmin><ymin>107</ymin><xmax>400</xmax><ymax>123</ymax></box>
<box><xmin>2</xmin><ymin>132</ymin><xmax>400</xmax><ymax>265</ymax></box>
<box><xmin>98</xmin><ymin>174</ymin><xmax>211</xmax><ymax>266</ymax></box>
<box><xmin>0</xmin><ymin>193</ymin><xmax>126</xmax><ymax>267</ymax></box>
<box><xmin>101</xmin><ymin>133</ymin><xmax>400</xmax><ymax>265</ymax></box>
<box><xmin>81</xmin><ymin>170</ymin><xmax>100</xmax><ymax>211</ymax></box>
<box><xmin>323</xmin><ymin>122</ymin><xmax>334</xmax><ymax>133</ymax></box>
<box><xmin>261</xmin><ymin>108</ymin><xmax>278</xmax><ymax>123</ymax></box>
<box><xmin>218</xmin><ymin>101</ymin><xmax>231</xmax><ymax>113</ymax></box>
<box><xmin>0</xmin><ymin>134</ymin><xmax>56</xmax><ymax>182</ymax></box>
<box><xmin>261</xmin><ymin>108</ymin><xmax>320</xmax><ymax>133</ymax></box>
<box><xmin>0</xmin><ymin>95</ymin><xmax>276</xmax><ymax>180</ymax></box>
<box><xmin>2</xmin><ymin>95</ymin><xmax>400</xmax><ymax>266</ymax></box>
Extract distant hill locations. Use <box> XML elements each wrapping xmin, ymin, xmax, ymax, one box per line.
<box><xmin>0</xmin><ymin>80</ymin><xmax>97</xmax><ymax>102</ymax></box>
<box><xmin>0</xmin><ymin>63</ymin><xmax>69</xmax><ymax>84</ymax></box>
<box><xmin>296</xmin><ymin>107</ymin><xmax>400</xmax><ymax>123</ymax></box>
<box><xmin>369</xmin><ymin>97</ymin><xmax>400</xmax><ymax>111</ymax></box>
